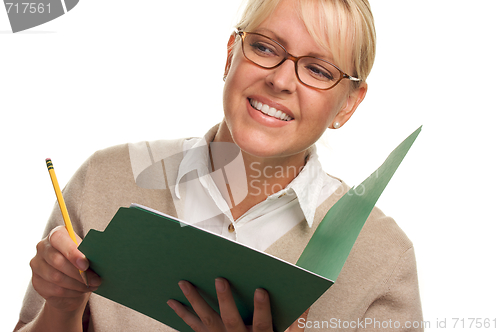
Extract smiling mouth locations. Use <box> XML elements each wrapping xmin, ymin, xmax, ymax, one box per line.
<box><xmin>249</xmin><ymin>98</ymin><xmax>293</xmax><ymax>121</ymax></box>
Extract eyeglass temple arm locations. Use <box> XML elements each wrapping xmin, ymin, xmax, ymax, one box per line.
<box><xmin>345</xmin><ymin>74</ymin><xmax>361</xmax><ymax>82</ymax></box>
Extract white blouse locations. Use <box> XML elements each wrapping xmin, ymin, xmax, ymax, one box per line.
<box><xmin>174</xmin><ymin>137</ymin><xmax>341</xmax><ymax>252</ymax></box>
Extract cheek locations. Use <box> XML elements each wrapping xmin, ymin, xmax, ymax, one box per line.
<box><xmin>327</xmin><ymin>99</ymin><xmax>345</xmax><ymax>120</ymax></box>
<box><xmin>223</xmin><ymin>54</ymin><xmax>245</xmax><ymax>101</ymax></box>
<box><xmin>301</xmin><ymin>91</ymin><xmax>345</xmax><ymax>124</ymax></box>
<box><xmin>223</xmin><ymin>55</ymin><xmax>264</xmax><ymax>110</ymax></box>
<box><xmin>225</xmin><ymin>50</ymin><xmax>250</xmax><ymax>85</ymax></box>
<box><xmin>321</xmin><ymin>86</ymin><xmax>351</xmax><ymax>119</ymax></box>
<box><xmin>222</xmin><ymin>62</ymin><xmax>241</xmax><ymax>110</ymax></box>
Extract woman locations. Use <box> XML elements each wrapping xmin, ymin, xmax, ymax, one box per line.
<box><xmin>14</xmin><ymin>0</ymin><xmax>422</xmax><ymax>331</ymax></box>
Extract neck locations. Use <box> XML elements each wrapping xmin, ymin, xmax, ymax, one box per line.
<box><xmin>210</xmin><ymin>125</ymin><xmax>309</xmax><ymax>220</ymax></box>
<box><xmin>242</xmin><ymin>149</ymin><xmax>308</xmax><ymax>197</ymax></box>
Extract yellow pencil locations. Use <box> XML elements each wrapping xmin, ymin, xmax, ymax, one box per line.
<box><xmin>46</xmin><ymin>158</ymin><xmax>88</xmax><ymax>286</ymax></box>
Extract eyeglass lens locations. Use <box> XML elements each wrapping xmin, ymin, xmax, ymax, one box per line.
<box><xmin>241</xmin><ymin>33</ymin><xmax>343</xmax><ymax>89</ymax></box>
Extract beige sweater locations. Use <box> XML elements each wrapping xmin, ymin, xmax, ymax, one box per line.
<box><xmin>19</xmin><ymin>133</ymin><xmax>423</xmax><ymax>331</ymax></box>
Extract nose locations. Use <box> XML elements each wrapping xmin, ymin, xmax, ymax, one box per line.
<box><xmin>265</xmin><ymin>59</ymin><xmax>297</xmax><ymax>94</ymax></box>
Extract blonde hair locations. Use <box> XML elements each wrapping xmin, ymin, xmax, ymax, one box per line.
<box><xmin>235</xmin><ymin>0</ymin><xmax>376</xmax><ymax>85</ymax></box>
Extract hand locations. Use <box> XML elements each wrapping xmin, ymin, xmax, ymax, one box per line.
<box><xmin>29</xmin><ymin>225</ymin><xmax>101</xmax><ymax>313</ymax></box>
<box><xmin>167</xmin><ymin>278</ymin><xmax>308</xmax><ymax>332</ymax></box>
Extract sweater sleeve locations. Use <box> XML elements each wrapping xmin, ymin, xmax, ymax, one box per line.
<box><xmin>361</xmin><ymin>246</ymin><xmax>423</xmax><ymax>331</ymax></box>
<box><xmin>18</xmin><ymin>155</ymin><xmax>92</xmax><ymax>325</ymax></box>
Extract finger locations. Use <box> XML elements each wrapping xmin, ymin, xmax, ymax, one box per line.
<box><xmin>252</xmin><ymin>288</ymin><xmax>273</xmax><ymax>332</ymax></box>
<box><xmin>85</xmin><ymin>268</ymin><xmax>102</xmax><ymax>288</ymax></box>
<box><xmin>35</xmin><ymin>236</ymin><xmax>85</xmax><ymax>287</ymax></box>
<box><xmin>167</xmin><ymin>299</ymin><xmax>208</xmax><ymax>332</ymax></box>
<box><xmin>48</xmin><ymin>228</ymin><xmax>101</xmax><ymax>287</ymax></box>
<box><xmin>48</xmin><ymin>226</ymin><xmax>89</xmax><ymax>277</ymax></box>
<box><xmin>30</xmin><ymin>252</ymin><xmax>94</xmax><ymax>293</ymax></box>
<box><xmin>178</xmin><ymin>280</ymin><xmax>225</xmax><ymax>332</ymax></box>
<box><xmin>286</xmin><ymin>308</ymin><xmax>310</xmax><ymax>332</ymax></box>
<box><xmin>37</xmin><ymin>234</ymin><xmax>86</xmax><ymax>285</ymax></box>
<box><xmin>31</xmin><ymin>272</ymin><xmax>92</xmax><ymax>299</ymax></box>
<box><xmin>32</xmin><ymin>273</ymin><xmax>93</xmax><ymax>312</ymax></box>
<box><xmin>215</xmin><ymin>278</ymin><xmax>245</xmax><ymax>332</ymax></box>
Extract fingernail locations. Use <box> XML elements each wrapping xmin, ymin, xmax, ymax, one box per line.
<box><xmin>255</xmin><ymin>288</ymin><xmax>266</xmax><ymax>302</ymax></box>
<box><xmin>167</xmin><ymin>300</ymin><xmax>177</xmax><ymax>311</ymax></box>
<box><xmin>215</xmin><ymin>278</ymin><xmax>226</xmax><ymax>292</ymax></box>
<box><xmin>178</xmin><ymin>281</ymin><xmax>190</xmax><ymax>295</ymax></box>
<box><xmin>76</xmin><ymin>257</ymin><xmax>89</xmax><ymax>271</ymax></box>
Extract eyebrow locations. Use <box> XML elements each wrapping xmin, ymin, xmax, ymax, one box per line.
<box><xmin>253</xmin><ymin>28</ymin><xmax>287</xmax><ymax>45</ymax></box>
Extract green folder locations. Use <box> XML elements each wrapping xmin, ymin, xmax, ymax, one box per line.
<box><xmin>79</xmin><ymin>126</ymin><xmax>421</xmax><ymax>332</ymax></box>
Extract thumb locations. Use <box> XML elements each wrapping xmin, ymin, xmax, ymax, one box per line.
<box><xmin>49</xmin><ymin>225</ymin><xmax>89</xmax><ymax>272</ymax></box>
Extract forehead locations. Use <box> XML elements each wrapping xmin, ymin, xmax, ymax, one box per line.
<box><xmin>253</xmin><ymin>0</ymin><xmax>354</xmax><ymax>71</ymax></box>
<box><xmin>255</xmin><ymin>2</ymin><xmax>329</xmax><ymax>55</ymax></box>
<box><xmin>295</xmin><ymin>0</ymin><xmax>355</xmax><ymax>71</ymax></box>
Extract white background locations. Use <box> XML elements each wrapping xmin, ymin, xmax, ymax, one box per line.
<box><xmin>1</xmin><ymin>0</ymin><xmax>499</xmax><ymax>330</ymax></box>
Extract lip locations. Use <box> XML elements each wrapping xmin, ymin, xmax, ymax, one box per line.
<box><xmin>246</xmin><ymin>96</ymin><xmax>294</xmax><ymax>128</ymax></box>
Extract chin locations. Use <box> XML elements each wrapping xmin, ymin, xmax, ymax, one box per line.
<box><xmin>222</xmin><ymin>118</ymin><xmax>311</xmax><ymax>160</ymax></box>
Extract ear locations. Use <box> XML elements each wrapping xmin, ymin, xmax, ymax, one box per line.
<box><xmin>224</xmin><ymin>33</ymin><xmax>237</xmax><ymax>79</ymax></box>
<box><xmin>329</xmin><ymin>82</ymin><xmax>368</xmax><ymax>129</ymax></box>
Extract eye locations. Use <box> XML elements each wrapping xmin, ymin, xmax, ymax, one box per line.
<box><xmin>250</xmin><ymin>41</ymin><xmax>279</xmax><ymax>57</ymax></box>
<box><xmin>304</xmin><ymin>63</ymin><xmax>335</xmax><ymax>81</ymax></box>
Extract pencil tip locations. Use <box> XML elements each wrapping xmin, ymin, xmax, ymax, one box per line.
<box><xmin>81</xmin><ymin>271</ymin><xmax>89</xmax><ymax>287</ymax></box>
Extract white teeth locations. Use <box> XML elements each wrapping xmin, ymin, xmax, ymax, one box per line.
<box><xmin>250</xmin><ymin>99</ymin><xmax>292</xmax><ymax>121</ymax></box>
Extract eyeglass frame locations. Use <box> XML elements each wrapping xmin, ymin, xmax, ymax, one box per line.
<box><xmin>235</xmin><ymin>30</ymin><xmax>361</xmax><ymax>90</ymax></box>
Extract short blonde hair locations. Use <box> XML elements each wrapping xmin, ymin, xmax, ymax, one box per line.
<box><xmin>235</xmin><ymin>0</ymin><xmax>376</xmax><ymax>85</ymax></box>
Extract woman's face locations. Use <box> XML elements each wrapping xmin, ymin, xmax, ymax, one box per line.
<box><xmin>218</xmin><ymin>0</ymin><xmax>367</xmax><ymax>162</ymax></box>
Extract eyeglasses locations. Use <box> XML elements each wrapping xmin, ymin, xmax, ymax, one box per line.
<box><xmin>237</xmin><ymin>30</ymin><xmax>360</xmax><ymax>90</ymax></box>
